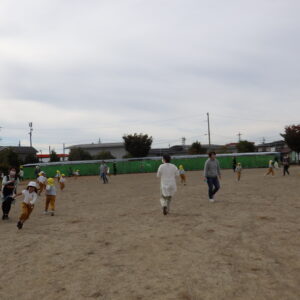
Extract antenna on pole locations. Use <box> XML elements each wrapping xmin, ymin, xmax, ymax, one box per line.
<box><xmin>29</xmin><ymin>122</ymin><xmax>33</xmax><ymax>147</ymax></box>
<box><xmin>207</xmin><ymin>112</ymin><xmax>211</xmax><ymax>149</ymax></box>
<box><xmin>237</xmin><ymin>132</ymin><xmax>242</xmax><ymax>142</ymax></box>
<box><xmin>182</xmin><ymin>137</ymin><xmax>186</xmax><ymax>146</ymax></box>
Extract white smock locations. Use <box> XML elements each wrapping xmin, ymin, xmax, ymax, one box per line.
<box><xmin>157</xmin><ymin>163</ymin><xmax>179</xmax><ymax>197</ymax></box>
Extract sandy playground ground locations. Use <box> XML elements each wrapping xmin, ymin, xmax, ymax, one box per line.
<box><xmin>0</xmin><ymin>167</ymin><xmax>299</xmax><ymax>300</ymax></box>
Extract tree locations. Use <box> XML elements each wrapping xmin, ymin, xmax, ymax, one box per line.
<box><xmin>68</xmin><ymin>148</ymin><xmax>93</xmax><ymax>161</ymax></box>
<box><xmin>94</xmin><ymin>151</ymin><xmax>115</xmax><ymax>160</ymax></box>
<box><xmin>0</xmin><ymin>148</ymin><xmax>21</xmax><ymax>173</ymax></box>
<box><xmin>281</xmin><ymin>124</ymin><xmax>300</xmax><ymax>162</ymax></box>
<box><xmin>49</xmin><ymin>150</ymin><xmax>60</xmax><ymax>162</ymax></box>
<box><xmin>188</xmin><ymin>141</ymin><xmax>206</xmax><ymax>154</ymax></box>
<box><xmin>123</xmin><ymin>133</ymin><xmax>152</xmax><ymax>158</ymax></box>
<box><xmin>236</xmin><ymin>140</ymin><xmax>255</xmax><ymax>153</ymax></box>
<box><xmin>24</xmin><ymin>153</ymin><xmax>39</xmax><ymax>164</ymax></box>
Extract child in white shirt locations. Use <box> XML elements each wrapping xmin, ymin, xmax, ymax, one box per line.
<box><xmin>15</xmin><ymin>182</ymin><xmax>38</xmax><ymax>230</ymax></box>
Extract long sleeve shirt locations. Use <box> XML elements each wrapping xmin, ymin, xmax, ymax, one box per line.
<box><xmin>204</xmin><ymin>159</ymin><xmax>221</xmax><ymax>178</ymax></box>
<box><xmin>157</xmin><ymin>163</ymin><xmax>179</xmax><ymax>197</ymax></box>
<box><xmin>22</xmin><ymin>190</ymin><xmax>38</xmax><ymax>205</ymax></box>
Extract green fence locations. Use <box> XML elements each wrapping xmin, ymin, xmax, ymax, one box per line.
<box><xmin>23</xmin><ymin>152</ymin><xmax>279</xmax><ymax>180</ymax></box>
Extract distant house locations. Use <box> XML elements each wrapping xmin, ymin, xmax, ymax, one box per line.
<box><xmin>256</xmin><ymin>140</ymin><xmax>298</xmax><ymax>162</ymax></box>
<box><xmin>0</xmin><ymin>146</ymin><xmax>38</xmax><ymax>161</ymax></box>
<box><xmin>66</xmin><ymin>142</ymin><xmax>126</xmax><ymax>159</ymax></box>
<box><xmin>37</xmin><ymin>154</ymin><xmax>69</xmax><ymax>163</ymax></box>
<box><xmin>148</xmin><ymin>145</ymin><xmax>190</xmax><ymax>157</ymax></box>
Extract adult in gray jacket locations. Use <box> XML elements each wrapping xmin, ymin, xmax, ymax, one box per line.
<box><xmin>204</xmin><ymin>151</ymin><xmax>221</xmax><ymax>202</ymax></box>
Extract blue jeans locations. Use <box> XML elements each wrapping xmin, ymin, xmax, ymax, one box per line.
<box><xmin>206</xmin><ymin>177</ymin><xmax>220</xmax><ymax>199</ymax></box>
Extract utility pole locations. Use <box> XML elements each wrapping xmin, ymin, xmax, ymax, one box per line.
<box><xmin>237</xmin><ymin>132</ymin><xmax>242</xmax><ymax>142</ymax></box>
<box><xmin>29</xmin><ymin>122</ymin><xmax>33</xmax><ymax>147</ymax></box>
<box><xmin>63</xmin><ymin>143</ymin><xmax>65</xmax><ymax>161</ymax></box>
<box><xmin>49</xmin><ymin>145</ymin><xmax>51</xmax><ymax>155</ymax></box>
<box><xmin>207</xmin><ymin>112</ymin><xmax>211</xmax><ymax>149</ymax></box>
<box><xmin>182</xmin><ymin>137</ymin><xmax>186</xmax><ymax>146</ymax></box>
<box><xmin>262</xmin><ymin>137</ymin><xmax>266</xmax><ymax>144</ymax></box>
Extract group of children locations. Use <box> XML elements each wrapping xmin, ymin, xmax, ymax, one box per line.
<box><xmin>1</xmin><ymin>169</ymin><xmax>67</xmax><ymax>230</ymax></box>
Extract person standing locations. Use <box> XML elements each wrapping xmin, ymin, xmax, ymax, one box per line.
<box><xmin>99</xmin><ymin>161</ymin><xmax>108</xmax><ymax>184</ymax></box>
<box><xmin>113</xmin><ymin>162</ymin><xmax>117</xmax><ymax>176</ymax></box>
<box><xmin>1</xmin><ymin>168</ymin><xmax>19</xmax><ymax>220</ymax></box>
<box><xmin>204</xmin><ymin>152</ymin><xmax>221</xmax><ymax>202</ymax></box>
<box><xmin>19</xmin><ymin>166</ymin><xmax>24</xmax><ymax>181</ymax></box>
<box><xmin>157</xmin><ymin>154</ymin><xmax>179</xmax><ymax>215</ymax></box>
<box><xmin>34</xmin><ymin>166</ymin><xmax>41</xmax><ymax>179</ymax></box>
<box><xmin>282</xmin><ymin>155</ymin><xmax>290</xmax><ymax>176</ymax></box>
<box><xmin>232</xmin><ymin>157</ymin><xmax>237</xmax><ymax>172</ymax></box>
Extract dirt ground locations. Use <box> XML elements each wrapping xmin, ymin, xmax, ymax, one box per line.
<box><xmin>0</xmin><ymin>167</ymin><xmax>299</xmax><ymax>300</ymax></box>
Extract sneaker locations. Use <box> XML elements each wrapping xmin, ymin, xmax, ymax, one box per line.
<box><xmin>17</xmin><ymin>221</ymin><xmax>23</xmax><ymax>230</ymax></box>
<box><xmin>43</xmin><ymin>211</ymin><xmax>48</xmax><ymax>215</ymax></box>
<box><xmin>163</xmin><ymin>207</ymin><xmax>168</xmax><ymax>215</ymax></box>
<box><xmin>209</xmin><ymin>198</ymin><xmax>215</xmax><ymax>203</ymax></box>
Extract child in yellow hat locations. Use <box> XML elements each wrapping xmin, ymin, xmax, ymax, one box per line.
<box><xmin>45</xmin><ymin>178</ymin><xmax>57</xmax><ymax>216</ymax></box>
<box><xmin>179</xmin><ymin>165</ymin><xmax>187</xmax><ymax>185</ymax></box>
<box><xmin>59</xmin><ymin>174</ymin><xmax>66</xmax><ymax>191</ymax></box>
<box><xmin>235</xmin><ymin>163</ymin><xmax>242</xmax><ymax>181</ymax></box>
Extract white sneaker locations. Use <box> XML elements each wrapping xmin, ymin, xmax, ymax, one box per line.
<box><xmin>43</xmin><ymin>211</ymin><xmax>48</xmax><ymax>215</ymax></box>
<box><xmin>209</xmin><ymin>198</ymin><xmax>215</xmax><ymax>202</ymax></box>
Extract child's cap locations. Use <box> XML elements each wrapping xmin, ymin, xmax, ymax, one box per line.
<box><xmin>56</xmin><ymin>170</ymin><xmax>60</xmax><ymax>173</ymax></box>
<box><xmin>47</xmin><ymin>178</ymin><xmax>55</xmax><ymax>185</ymax></box>
<box><xmin>76</xmin><ymin>169</ymin><xmax>80</xmax><ymax>172</ymax></box>
<box><xmin>237</xmin><ymin>163</ymin><xmax>241</xmax><ymax>165</ymax></box>
<box><xmin>20</xmin><ymin>166</ymin><xmax>23</xmax><ymax>169</ymax></box>
<box><xmin>27</xmin><ymin>181</ymin><xmax>37</xmax><ymax>188</ymax></box>
<box><xmin>179</xmin><ymin>165</ymin><xmax>184</xmax><ymax>169</ymax></box>
<box><xmin>61</xmin><ymin>174</ymin><xmax>65</xmax><ymax>177</ymax></box>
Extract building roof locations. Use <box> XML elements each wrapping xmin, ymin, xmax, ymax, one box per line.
<box><xmin>0</xmin><ymin>146</ymin><xmax>38</xmax><ymax>154</ymax></box>
<box><xmin>66</xmin><ymin>142</ymin><xmax>124</xmax><ymax>150</ymax></box>
<box><xmin>256</xmin><ymin>140</ymin><xmax>285</xmax><ymax>147</ymax></box>
<box><xmin>37</xmin><ymin>154</ymin><xmax>69</xmax><ymax>158</ymax></box>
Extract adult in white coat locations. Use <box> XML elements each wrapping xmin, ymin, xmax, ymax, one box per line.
<box><xmin>157</xmin><ymin>154</ymin><xmax>179</xmax><ymax>215</ymax></box>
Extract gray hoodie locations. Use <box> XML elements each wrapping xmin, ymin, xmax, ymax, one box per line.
<box><xmin>204</xmin><ymin>158</ymin><xmax>221</xmax><ymax>178</ymax></box>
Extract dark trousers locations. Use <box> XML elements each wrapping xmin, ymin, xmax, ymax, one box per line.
<box><xmin>283</xmin><ymin>165</ymin><xmax>290</xmax><ymax>176</ymax></box>
<box><xmin>2</xmin><ymin>197</ymin><xmax>14</xmax><ymax>216</ymax></box>
<box><xmin>207</xmin><ymin>177</ymin><xmax>220</xmax><ymax>199</ymax></box>
<box><xmin>101</xmin><ymin>173</ymin><xmax>108</xmax><ymax>184</ymax></box>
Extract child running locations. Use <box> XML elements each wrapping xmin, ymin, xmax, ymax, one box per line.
<box><xmin>235</xmin><ymin>163</ymin><xmax>242</xmax><ymax>181</ymax></box>
<box><xmin>15</xmin><ymin>181</ymin><xmax>38</xmax><ymax>230</ymax></box>
<box><xmin>37</xmin><ymin>171</ymin><xmax>47</xmax><ymax>195</ymax></box>
<box><xmin>59</xmin><ymin>174</ymin><xmax>66</xmax><ymax>191</ymax></box>
<box><xmin>44</xmin><ymin>178</ymin><xmax>57</xmax><ymax>216</ymax></box>
<box><xmin>55</xmin><ymin>170</ymin><xmax>61</xmax><ymax>182</ymax></box>
<box><xmin>265</xmin><ymin>160</ymin><xmax>275</xmax><ymax>176</ymax></box>
<box><xmin>178</xmin><ymin>165</ymin><xmax>187</xmax><ymax>185</ymax></box>
<box><xmin>157</xmin><ymin>154</ymin><xmax>179</xmax><ymax>215</ymax></box>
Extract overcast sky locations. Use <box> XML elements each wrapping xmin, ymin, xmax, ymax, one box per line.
<box><xmin>1</xmin><ymin>0</ymin><xmax>299</xmax><ymax>153</ymax></box>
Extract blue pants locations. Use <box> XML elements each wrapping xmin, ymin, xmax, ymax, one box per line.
<box><xmin>206</xmin><ymin>177</ymin><xmax>220</xmax><ymax>199</ymax></box>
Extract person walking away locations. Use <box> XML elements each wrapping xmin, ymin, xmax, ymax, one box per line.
<box><xmin>282</xmin><ymin>155</ymin><xmax>290</xmax><ymax>176</ymax></box>
<box><xmin>204</xmin><ymin>152</ymin><xmax>221</xmax><ymax>202</ymax></box>
<box><xmin>1</xmin><ymin>168</ymin><xmax>19</xmax><ymax>219</ymax></box>
<box><xmin>178</xmin><ymin>165</ymin><xmax>187</xmax><ymax>185</ymax></box>
<box><xmin>157</xmin><ymin>154</ymin><xmax>179</xmax><ymax>215</ymax></box>
<box><xmin>232</xmin><ymin>157</ymin><xmax>237</xmax><ymax>172</ymax></box>
<box><xmin>236</xmin><ymin>163</ymin><xmax>242</xmax><ymax>181</ymax></box>
<box><xmin>19</xmin><ymin>166</ymin><xmax>24</xmax><ymax>181</ymax></box>
<box><xmin>265</xmin><ymin>160</ymin><xmax>275</xmax><ymax>176</ymax></box>
<box><xmin>14</xmin><ymin>181</ymin><xmax>38</xmax><ymax>230</ymax></box>
<box><xmin>113</xmin><ymin>163</ymin><xmax>117</xmax><ymax>176</ymax></box>
<box><xmin>99</xmin><ymin>161</ymin><xmax>108</xmax><ymax>184</ymax></box>
<box><xmin>59</xmin><ymin>174</ymin><xmax>66</xmax><ymax>191</ymax></box>
<box><xmin>44</xmin><ymin>178</ymin><xmax>57</xmax><ymax>216</ymax></box>
<box><xmin>34</xmin><ymin>166</ymin><xmax>41</xmax><ymax>178</ymax></box>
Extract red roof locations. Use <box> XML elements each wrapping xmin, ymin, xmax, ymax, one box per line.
<box><xmin>37</xmin><ymin>154</ymin><xmax>69</xmax><ymax>158</ymax></box>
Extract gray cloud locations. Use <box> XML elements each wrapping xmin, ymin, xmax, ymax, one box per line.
<box><xmin>0</xmin><ymin>0</ymin><xmax>300</xmax><ymax>151</ymax></box>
